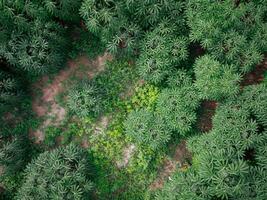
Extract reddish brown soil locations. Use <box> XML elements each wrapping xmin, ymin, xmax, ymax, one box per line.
<box><xmin>150</xmin><ymin>140</ymin><xmax>191</xmax><ymax>190</ymax></box>
<box><xmin>241</xmin><ymin>56</ymin><xmax>267</xmax><ymax>87</ymax></box>
<box><xmin>196</xmin><ymin>100</ymin><xmax>218</xmax><ymax>133</ymax></box>
<box><xmin>30</xmin><ymin>53</ymin><xmax>112</xmax><ymax>144</ymax></box>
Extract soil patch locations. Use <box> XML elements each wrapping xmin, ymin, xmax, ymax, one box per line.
<box><xmin>241</xmin><ymin>56</ymin><xmax>267</xmax><ymax>87</ymax></box>
<box><xmin>116</xmin><ymin>144</ymin><xmax>136</xmax><ymax>168</ymax></box>
<box><xmin>30</xmin><ymin>53</ymin><xmax>112</xmax><ymax>144</ymax></box>
<box><xmin>196</xmin><ymin>100</ymin><xmax>218</xmax><ymax>133</ymax></box>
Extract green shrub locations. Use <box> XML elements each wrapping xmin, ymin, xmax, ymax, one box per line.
<box><xmin>124</xmin><ymin>109</ymin><xmax>171</xmax><ymax>150</ymax></box>
<box><xmin>16</xmin><ymin>144</ymin><xmax>94</xmax><ymax>200</ymax></box>
<box><xmin>194</xmin><ymin>55</ymin><xmax>241</xmax><ymax>100</ymax></box>
<box><xmin>67</xmin><ymin>82</ymin><xmax>103</xmax><ymax>118</ymax></box>
<box><xmin>156</xmin><ymin>85</ymin><xmax>200</xmax><ymax>135</ymax></box>
<box><xmin>89</xmin><ymin>122</ymin><xmax>127</xmax><ymax>162</ymax></box>
<box><xmin>125</xmin><ymin>83</ymin><xmax>160</xmax><ymax>112</ymax></box>
<box><xmin>167</xmin><ymin>69</ymin><xmax>193</xmax><ymax>88</ymax></box>
<box><xmin>138</xmin><ymin>21</ymin><xmax>189</xmax><ymax>84</ymax></box>
<box><xmin>44</xmin><ymin>126</ymin><xmax>62</xmax><ymax>147</ymax></box>
<box><xmin>187</xmin><ymin>0</ymin><xmax>267</xmax><ymax>72</ymax></box>
<box><xmin>0</xmin><ymin>136</ymin><xmax>33</xmax><ymax>176</ymax></box>
<box><xmin>156</xmin><ymin>84</ymin><xmax>267</xmax><ymax>200</ymax></box>
<box><xmin>92</xmin><ymin>60</ymin><xmax>138</xmax><ymax>112</ymax></box>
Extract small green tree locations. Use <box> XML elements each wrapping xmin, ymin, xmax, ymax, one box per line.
<box><xmin>124</xmin><ymin>0</ymin><xmax>186</xmax><ymax>29</ymax></box>
<box><xmin>0</xmin><ymin>136</ymin><xmax>32</xmax><ymax>176</ymax></box>
<box><xmin>80</xmin><ymin>0</ymin><xmax>141</xmax><ymax>55</ymax></box>
<box><xmin>137</xmin><ymin>21</ymin><xmax>189</xmax><ymax>84</ymax></box>
<box><xmin>194</xmin><ymin>55</ymin><xmax>241</xmax><ymax>100</ymax></box>
<box><xmin>187</xmin><ymin>0</ymin><xmax>267</xmax><ymax>72</ymax></box>
<box><xmin>16</xmin><ymin>144</ymin><xmax>94</xmax><ymax>200</ymax></box>
<box><xmin>67</xmin><ymin>82</ymin><xmax>103</xmax><ymax>118</ymax></box>
<box><xmin>0</xmin><ymin>1</ymin><xmax>68</xmax><ymax>75</ymax></box>
<box><xmin>124</xmin><ymin>109</ymin><xmax>171</xmax><ymax>150</ymax></box>
<box><xmin>167</xmin><ymin>69</ymin><xmax>193</xmax><ymax>88</ymax></box>
<box><xmin>156</xmin><ymin>85</ymin><xmax>199</xmax><ymax>135</ymax></box>
<box><xmin>43</xmin><ymin>0</ymin><xmax>82</xmax><ymax>22</ymax></box>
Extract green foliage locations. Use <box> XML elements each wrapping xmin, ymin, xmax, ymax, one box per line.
<box><xmin>16</xmin><ymin>144</ymin><xmax>94</xmax><ymax>200</ymax></box>
<box><xmin>194</xmin><ymin>55</ymin><xmax>241</xmax><ymax>100</ymax></box>
<box><xmin>43</xmin><ymin>0</ymin><xmax>82</xmax><ymax>22</ymax></box>
<box><xmin>124</xmin><ymin>109</ymin><xmax>171</xmax><ymax>150</ymax></box>
<box><xmin>80</xmin><ymin>0</ymin><xmax>187</xmax><ymax>56</ymax></box>
<box><xmin>87</xmin><ymin>114</ymin><xmax>163</xmax><ymax>200</ymax></box>
<box><xmin>167</xmin><ymin>69</ymin><xmax>193</xmax><ymax>88</ymax></box>
<box><xmin>92</xmin><ymin>60</ymin><xmax>138</xmax><ymax>112</ymax></box>
<box><xmin>156</xmin><ymin>85</ymin><xmax>200</xmax><ymax>135</ymax></box>
<box><xmin>67</xmin><ymin>81</ymin><xmax>103</xmax><ymax>118</ymax></box>
<box><xmin>0</xmin><ymin>1</ymin><xmax>266</xmax><ymax>200</ymax></box>
<box><xmin>0</xmin><ymin>70</ymin><xmax>21</xmax><ymax>113</ymax></box>
<box><xmin>0</xmin><ymin>136</ymin><xmax>33</xmax><ymax>176</ymax></box>
<box><xmin>125</xmin><ymin>83</ymin><xmax>160</xmax><ymax>112</ymax></box>
<box><xmin>44</xmin><ymin>126</ymin><xmax>62</xmax><ymax>146</ymax></box>
<box><xmin>0</xmin><ymin>135</ymin><xmax>38</xmax><ymax>200</ymax></box>
<box><xmin>124</xmin><ymin>0</ymin><xmax>186</xmax><ymax>29</ymax></box>
<box><xmin>238</xmin><ymin>84</ymin><xmax>267</xmax><ymax>128</ymax></box>
<box><xmin>156</xmin><ymin>83</ymin><xmax>267</xmax><ymax>200</ymax></box>
<box><xmin>1</xmin><ymin>173</ymin><xmax>24</xmax><ymax>200</ymax></box>
<box><xmin>187</xmin><ymin>0</ymin><xmax>267</xmax><ymax>72</ymax></box>
<box><xmin>0</xmin><ymin>1</ymin><xmax>69</xmax><ymax>75</ymax></box>
<box><xmin>69</xmin><ymin>28</ymin><xmax>105</xmax><ymax>59</ymax></box>
<box><xmin>80</xmin><ymin>0</ymin><xmax>141</xmax><ymax>55</ymax></box>
<box><xmin>138</xmin><ymin>21</ymin><xmax>189</xmax><ymax>84</ymax></box>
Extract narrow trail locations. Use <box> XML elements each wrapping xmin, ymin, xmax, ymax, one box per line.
<box><xmin>30</xmin><ymin>53</ymin><xmax>112</xmax><ymax>144</ymax></box>
<box><xmin>150</xmin><ymin>55</ymin><xmax>267</xmax><ymax>191</ymax></box>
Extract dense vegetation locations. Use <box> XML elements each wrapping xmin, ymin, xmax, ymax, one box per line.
<box><xmin>0</xmin><ymin>0</ymin><xmax>266</xmax><ymax>199</ymax></box>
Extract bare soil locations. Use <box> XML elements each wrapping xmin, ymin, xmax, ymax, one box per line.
<box><xmin>196</xmin><ymin>100</ymin><xmax>218</xmax><ymax>133</ymax></box>
<box><xmin>149</xmin><ymin>140</ymin><xmax>191</xmax><ymax>190</ymax></box>
<box><xmin>30</xmin><ymin>53</ymin><xmax>112</xmax><ymax>144</ymax></box>
<box><xmin>116</xmin><ymin>144</ymin><xmax>136</xmax><ymax>168</ymax></box>
<box><xmin>241</xmin><ymin>56</ymin><xmax>267</xmax><ymax>87</ymax></box>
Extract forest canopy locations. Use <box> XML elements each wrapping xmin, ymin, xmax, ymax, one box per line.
<box><xmin>0</xmin><ymin>0</ymin><xmax>267</xmax><ymax>200</ymax></box>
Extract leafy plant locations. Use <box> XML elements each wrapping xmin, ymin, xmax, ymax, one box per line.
<box><xmin>194</xmin><ymin>55</ymin><xmax>241</xmax><ymax>100</ymax></box>
<box><xmin>44</xmin><ymin>126</ymin><xmax>62</xmax><ymax>147</ymax></box>
<box><xmin>67</xmin><ymin>81</ymin><xmax>103</xmax><ymax>118</ymax></box>
<box><xmin>156</xmin><ymin>85</ymin><xmax>200</xmax><ymax>135</ymax></box>
<box><xmin>156</xmin><ymin>83</ymin><xmax>267</xmax><ymax>200</ymax></box>
<box><xmin>16</xmin><ymin>144</ymin><xmax>94</xmax><ymax>200</ymax></box>
<box><xmin>92</xmin><ymin>60</ymin><xmax>138</xmax><ymax>112</ymax></box>
<box><xmin>167</xmin><ymin>69</ymin><xmax>193</xmax><ymax>88</ymax></box>
<box><xmin>187</xmin><ymin>0</ymin><xmax>267</xmax><ymax>72</ymax></box>
<box><xmin>138</xmin><ymin>21</ymin><xmax>189</xmax><ymax>84</ymax></box>
<box><xmin>125</xmin><ymin>83</ymin><xmax>160</xmax><ymax>112</ymax></box>
<box><xmin>124</xmin><ymin>109</ymin><xmax>171</xmax><ymax>150</ymax></box>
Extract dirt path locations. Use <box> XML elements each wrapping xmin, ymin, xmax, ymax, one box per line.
<box><xmin>30</xmin><ymin>53</ymin><xmax>112</xmax><ymax>144</ymax></box>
